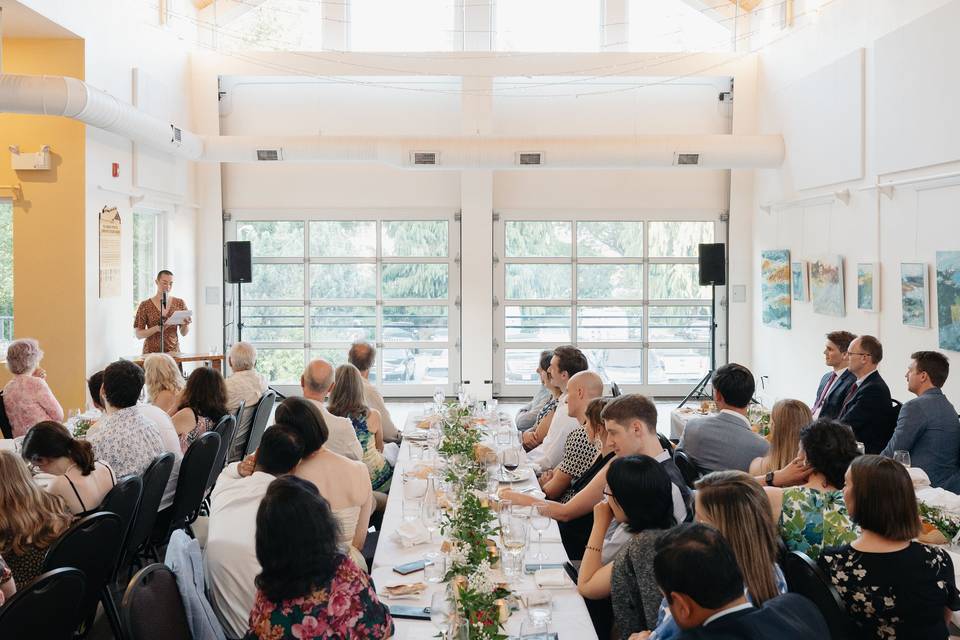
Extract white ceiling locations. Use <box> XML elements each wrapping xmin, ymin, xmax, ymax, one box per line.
<box><xmin>0</xmin><ymin>1</ymin><xmax>78</xmax><ymax>38</ymax></box>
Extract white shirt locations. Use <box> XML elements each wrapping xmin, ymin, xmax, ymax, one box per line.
<box><xmin>528</xmin><ymin>394</ymin><xmax>579</xmax><ymax>470</ymax></box>
<box><xmin>719</xmin><ymin>409</ymin><xmax>752</xmax><ymax>429</ymax></box>
<box><xmin>204</xmin><ymin>463</ymin><xmax>275</xmax><ymax>639</ymax></box>
<box><xmin>307</xmin><ymin>399</ymin><xmax>363</xmax><ymax>461</ymax></box>
<box><xmin>856</xmin><ymin>369</ymin><xmax>878</xmax><ymax>386</ymax></box>
<box><xmin>224</xmin><ymin>369</ymin><xmax>268</xmax><ymax>413</ymax></box>
<box><xmin>138</xmin><ymin>403</ymin><xmax>183</xmax><ymax>510</ymax></box>
<box><xmin>361</xmin><ymin>377</ymin><xmax>398</xmax><ymax>443</ymax></box>
<box><xmin>703</xmin><ymin>602</ymin><xmax>755</xmax><ymax>626</ymax></box>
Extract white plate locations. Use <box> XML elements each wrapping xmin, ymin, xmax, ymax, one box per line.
<box><xmin>498</xmin><ymin>467</ymin><xmax>533</xmax><ymax>483</ymax></box>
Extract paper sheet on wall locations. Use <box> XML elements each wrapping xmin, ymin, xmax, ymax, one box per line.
<box><xmin>99</xmin><ymin>207</ymin><xmax>121</xmax><ymax>298</ymax></box>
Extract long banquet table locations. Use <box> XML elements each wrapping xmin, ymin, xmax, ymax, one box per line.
<box><xmin>371</xmin><ymin>414</ymin><xmax>599</xmax><ymax>640</ymax></box>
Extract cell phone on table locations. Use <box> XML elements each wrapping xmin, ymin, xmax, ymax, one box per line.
<box><xmin>392</xmin><ymin>559</ymin><xmax>426</xmax><ymax>575</ymax></box>
<box><xmin>524</xmin><ymin>562</ymin><xmax>565</xmax><ymax>574</ymax></box>
<box><xmin>388</xmin><ymin>604</ymin><xmax>431</xmax><ymax>620</ymax></box>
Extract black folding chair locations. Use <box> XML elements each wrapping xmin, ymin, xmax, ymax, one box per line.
<box><xmin>150</xmin><ymin>431</ymin><xmax>220</xmax><ymax>549</ymax></box>
<box><xmin>0</xmin><ymin>567</ymin><xmax>86</xmax><ymax>640</ymax></box>
<box><xmin>227</xmin><ymin>399</ymin><xmax>247</xmax><ymax>463</ymax></box>
<box><xmin>657</xmin><ymin>432</ymin><xmax>675</xmax><ymax>457</ymax></box>
<box><xmin>122</xmin><ymin>452</ymin><xmax>174</xmax><ymax>575</ymax></box>
<box><xmin>120</xmin><ymin>563</ymin><xmax>191</xmax><ymax>640</ymax></box>
<box><xmin>672</xmin><ymin>450</ymin><xmax>701</xmax><ymax>490</ymax></box>
<box><xmin>42</xmin><ymin>511</ymin><xmax>125</xmax><ymax>639</ymax></box>
<box><xmin>244</xmin><ymin>389</ymin><xmax>277</xmax><ymax>457</ymax></box>
<box><xmin>207</xmin><ymin>414</ymin><xmax>237</xmax><ymax>492</ymax></box>
<box><xmin>610</xmin><ymin>381</ymin><xmax>622</xmax><ymax>397</ymax></box>
<box><xmin>99</xmin><ymin>474</ymin><xmax>143</xmax><ymax>580</ymax></box>
<box><xmin>784</xmin><ymin>550</ymin><xmax>852</xmax><ymax>640</ymax></box>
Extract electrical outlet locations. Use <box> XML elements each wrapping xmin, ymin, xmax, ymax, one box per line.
<box><xmin>731</xmin><ymin>285</ymin><xmax>747</xmax><ymax>303</ymax></box>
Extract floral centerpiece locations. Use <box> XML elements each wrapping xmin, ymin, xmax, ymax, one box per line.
<box><xmin>435</xmin><ymin>403</ymin><xmax>512</xmax><ymax>640</ymax></box>
<box><xmin>919</xmin><ymin>502</ymin><xmax>960</xmax><ymax>543</ymax></box>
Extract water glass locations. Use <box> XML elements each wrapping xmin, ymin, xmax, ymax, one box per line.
<box><xmin>525</xmin><ymin>589</ymin><xmax>554</xmax><ymax>625</ymax></box>
<box><xmin>402</xmin><ymin>497</ymin><xmax>422</xmax><ymax>522</ymax></box>
<box><xmin>498</xmin><ymin>499</ymin><xmax>513</xmax><ymax>530</ymax></box>
<box><xmin>530</xmin><ymin>505</ymin><xmax>550</xmax><ymax>562</ymax></box>
<box><xmin>519</xmin><ymin>615</ymin><xmax>550</xmax><ymax>640</ymax></box>
<box><xmin>430</xmin><ymin>591</ymin><xmax>453</xmax><ymax>633</ymax></box>
<box><xmin>424</xmin><ymin>552</ymin><xmax>447</xmax><ymax>583</ymax></box>
<box><xmin>894</xmin><ymin>450</ymin><xmax>912</xmax><ymax>468</ymax></box>
<box><xmin>409</xmin><ymin>442</ymin><xmax>424</xmax><ymax>461</ymax></box>
<box><xmin>501</xmin><ymin>519</ymin><xmax>528</xmax><ymax>578</ymax></box>
<box><xmin>495</xmin><ymin>428</ymin><xmax>513</xmax><ymax>449</ymax></box>
<box><xmin>422</xmin><ymin>500</ymin><xmax>441</xmax><ymax>542</ymax></box>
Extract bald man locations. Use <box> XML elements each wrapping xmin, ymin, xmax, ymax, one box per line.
<box><xmin>301</xmin><ymin>359</ymin><xmax>363</xmax><ymax>461</ymax></box>
<box><xmin>538</xmin><ymin>371</ymin><xmax>605</xmax><ymax>500</ymax></box>
<box><xmin>528</xmin><ymin>346</ymin><xmax>591</xmax><ymax>470</ymax></box>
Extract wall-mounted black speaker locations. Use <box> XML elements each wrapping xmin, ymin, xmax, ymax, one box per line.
<box><xmin>224</xmin><ymin>241</ymin><xmax>252</xmax><ymax>284</ymax></box>
<box><xmin>698</xmin><ymin>243</ymin><xmax>726</xmax><ymax>286</ymax></box>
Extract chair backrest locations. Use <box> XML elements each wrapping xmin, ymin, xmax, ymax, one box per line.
<box><xmin>121</xmin><ymin>563</ymin><xmax>192</xmax><ymax>640</ymax></box>
<box><xmin>122</xmin><ymin>452</ymin><xmax>175</xmax><ymax>571</ymax></box>
<box><xmin>157</xmin><ymin>431</ymin><xmax>221</xmax><ymax>542</ymax></box>
<box><xmin>227</xmin><ymin>399</ymin><xmax>247</xmax><ymax>463</ymax></box>
<box><xmin>0</xmin><ymin>567</ymin><xmax>86</xmax><ymax>639</ymax></box>
<box><xmin>672</xmin><ymin>450</ymin><xmax>701</xmax><ymax>489</ymax></box>
<box><xmin>99</xmin><ymin>474</ymin><xmax>143</xmax><ymax>570</ymax></box>
<box><xmin>42</xmin><ymin>511</ymin><xmax>124</xmax><ymax>627</ymax></box>
<box><xmin>784</xmin><ymin>551</ymin><xmax>851</xmax><ymax>640</ymax></box>
<box><xmin>0</xmin><ymin>390</ymin><xmax>12</xmax><ymax>440</ymax></box>
<box><xmin>657</xmin><ymin>433</ymin><xmax>674</xmax><ymax>457</ymax></box>
<box><xmin>244</xmin><ymin>389</ymin><xmax>277</xmax><ymax>457</ymax></box>
<box><xmin>610</xmin><ymin>381</ymin><xmax>622</xmax><ymax>397</ymax></box>
<box><xmin>206</xmin><ymin>414</ymin><xmax>237</xmax><ymax>492</ymax></box>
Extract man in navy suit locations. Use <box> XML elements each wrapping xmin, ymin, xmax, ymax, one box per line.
<box><xmin>838</xmin><ymin>335</ymin><xmax>895</xmax><ymax>454</ymax></box>
<box><xmin>812</xmin><ymin>330</ymin><xmax>856</xmax><ymax>419</ymax></box>
<box><xmin>651</xmin><ymin>523</ymin><xmax>829</xmax><ymax>639</ymax></box>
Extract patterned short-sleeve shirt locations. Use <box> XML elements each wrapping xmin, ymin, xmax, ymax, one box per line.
<box><xmin>85</xmin><ymin>406</ymin><xmax>166</xmax><ymax>477</ymax></box>
<box><xmin>558</xmin><ymin>425</ymin><xmax>600</xmax><ymax>502</ymax></box>
<box><xmin>134</xmin><ymin>296</ymin><xmax>186</xmax><ymax>354</ymax></box>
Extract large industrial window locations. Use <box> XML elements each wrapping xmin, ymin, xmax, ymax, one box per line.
<box><xmin>132</xmin><ymin>210</ymin><xmax>163</xmax><ymax>313</ymax></box>
<box><xmin>494</xmin><ymin>212</ymin><xmax>723</xmax><ymax>397</ymax></box>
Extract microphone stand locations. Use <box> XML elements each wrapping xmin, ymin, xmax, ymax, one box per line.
<box><xmin>160</xmin><ymin>292</ymin><xmax>166</xmax><ymax>354</ymax></box>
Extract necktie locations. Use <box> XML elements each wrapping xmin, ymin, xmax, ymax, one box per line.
<box><xmin>813</xmin><ymin>372</ymin><xmax>837</xmax><ymax>412</ymax></box>
<box><xmin>840</xmin><ymin>382</ymin><xmax>859</xmax><ymax>414</ymax></box>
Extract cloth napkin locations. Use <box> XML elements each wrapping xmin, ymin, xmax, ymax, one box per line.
<box><xmin>534</xmin><ymin>568</ymin><xmax>571</xmax><ymax>588</ymax></box>
<box><xmin>392</xmin><ymin>520</ymin><xmax>431</xmax><ymax>548</ymax></box>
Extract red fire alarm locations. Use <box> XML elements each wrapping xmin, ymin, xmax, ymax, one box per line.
<box><xmin>111</xmin><ymin>162</ymin><xmax>119</xmax><ymax>178</ymax></box>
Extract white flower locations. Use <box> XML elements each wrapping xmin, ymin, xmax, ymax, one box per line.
<box><xmin>468</xmin><ymin>561</ymin><xmax>496</xmax><ymax>594</ymax></box>
<box><xmin>448</xmin><ymin>542</ymin><xmax>470</xmax><ymax>566</ymax></box>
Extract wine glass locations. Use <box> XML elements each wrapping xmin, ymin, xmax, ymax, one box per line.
<box><xmin>530</xmin><ymin>504</ymin><xmax>550</xmax><ymax>564</ymax></box>
<box><xmin>433</xmin><ymin>387</ymin><xmax>445</xmax><ymax>413</ymax></box>
<box><xmin>520</xmin><ymin>613</ymin><xmax>550</xmax><ymax>640</ymax></box>
<box><xmin>495</xmin><ymin>427</ymin><xmax>513</xmax><ymax>450</ymax></box>
<box><xmin>501</xmin><ymin>517</ymin><xmax>528</xmax><ymax>578</ymax></box>
<box><xmin>894</xmin><ymin>450</ymin><xmax>912</xmax><ymax>468</ymax></box>
<box><xmin>422</xmin><ymin>496</ymin><xmax>441</xmax><ymax>543</ymax></box>
<box><xmin>430</xmin><ymin>591</ymin><xmax>453</xmax><ymax>636</ymax></box>
<box><xmin>501</xmin><ymin>447</ymin><xmax>521</xmax><ymax>481</ymax></box>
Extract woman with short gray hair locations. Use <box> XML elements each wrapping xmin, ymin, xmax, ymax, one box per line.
<box><xmin>3</xmin><ymin>339</ymin><xmax>64</xmax><ymax>437</ymax></box>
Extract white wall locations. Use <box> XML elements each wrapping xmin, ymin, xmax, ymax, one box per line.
<box><xmin>751</xmin><ymin>0</ymin><xmax>960</xmax><ymax>405</ymax></box>
<box><xmin>19</xmin><ymin>0</ymin><xmax>201</xmax><ymax>372</ymax></box>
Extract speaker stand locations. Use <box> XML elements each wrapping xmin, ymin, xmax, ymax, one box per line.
<box><xmin>236</xmin><ymin>282</ymin><xmax>244</xmax><ymax>343</ymax></box>
<box><xmin>679</xmin><ymin>283</ymin><xmax>717</xmax><ymax>408</ymax></box>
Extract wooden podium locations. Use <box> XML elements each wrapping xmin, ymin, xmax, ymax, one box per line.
<box><xmin>125</xmin><ymin>352</ymin><xmax>225</xmax><ymax>374</ymax></box>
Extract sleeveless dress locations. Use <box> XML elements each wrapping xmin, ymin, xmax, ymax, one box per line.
<box><xmin>180</xmin><ymin>414</ymin><xmax>214</xmax><ymax>453</ymax></box>
<box><xmin>63</xmin><ymin>461</ymin><xmax>117</xmax><ymax>517</ymax></box>
<box><xmin>348</xmin><ymin>413</ymin><xmax>393</xmax><ymax>492</ymax></box>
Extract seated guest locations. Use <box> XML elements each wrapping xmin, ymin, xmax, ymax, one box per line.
<box><xmin>821</xmin><ymin>455</ymin><xmax>960</xmax><ymax>639</ymax></box>
<box><xmin>541</xmin><ymin>395</ymin><xmax>610</xmax><ymax>503</ymax></box>
<box><xmin>0</xmin><ymin>556</ymin><xmax>14</xmax><ymax>606</ymax></box>
<box><xmin>882</xmin><ymin>350</ymin><xmax>960</xmax><ymax>490</ymax></box>
<box><xmin>838</xmin><ymin>335</ymin><xmax>895</xmax><ymax>453</ymax></box>
<box><xmin>244</xmin><ymin>476</ymin><xmax>393</xmax><ymax>640</ymax></box>
<box><xmin>347</xmin><ymin>342</ymin><xmax>398</xmax><ymax>444</ymax></box>
<box><xmin>812</xmin><ymin>330</ymin><xmax>856</xmax><ymax>419</ymax></box>
<box><xmin>274</xmin><ymin>397</ymin><xmax>372</xmax><ymax>567</ymax></box>
<box><xmin>225</xmin><ymin>342</ymin><xmax>269</xmax><ymax>462</ymax></box>
<box><xmin>645</xmin><ymin>523</ymin><xmax>828</xmax><ymax>639</ymax></box>
<box><xmin>0</xmin><ymin>451</ymin><xmax>72</xmax><ymax>585</ymax></box>
<box><xmin>86</xmin><ymin>360</ymin><xmax>165</xmax><ymax>477</ymax></box>
<box><xmin>205</xmin><ymin>424</ymin><xmax>304</xmax><ymax>639</ymax></box>
<box><xmin>505</xmin><ymin>394</ymin><xmax>689</xmax><ymax>560</ymax></box>
<box><xmin>136</xmin><ymin>399</ymin><xmax>182</xmax><ymax>510</ymax></box>
<box><xmin>143</xmin><ymin>353</ymin><xmax>184</xmax><ymax>415</ymax></box>
<box><xmin>22</xmin><ymin>421</ymin><xmax>116</xmax><ymax>517</ymax></box>
<box><xmin>171</xmin><ymin>366</ymin><xmax>228</xmax><ymax>453</ymax></box>
<box><xmin>87</xmin><ymin>370</ymin><xmax>105</xmax><ymax>412</ymax></box>
<box><xmin>677</xmin><ymin>363</ymin><xmax>768</xmax><ymax>473</ymax></box>
<box><xmin>300</xmin><ymin>359</ymin><xmax>363</xmax><ymax>461</ymax></box>
<box><xmin>577</xmin><ymin>456</ymin><xmax>675</xmax><ymax>638</ymax></box>
<box><xmin>765</xmin><ymin>418</ymin><xmax>859</xmax><ymax>559</ymax></box>
<box><xmin>516</xmin><ymin>349</ymin><xmax>555</xmax><ymax>431</ymax></box>
<box><xmin>528</xmin><ymin>346</ymin><xmax>590</xmax><ymax>469</ymax></box>
<box><xmin>644</xmin><ymin>471</ymin><xmax>788</xmax><ymax>640</ymax></box>
<box><xmin>748</xmin><ymin>399</ymin><xmax>810</xmax><ymax>475</ymax></box>
<box><xmin>521</xmin><ymin>364</ymin><xmax>562</xmax><ymax>449</ymax></box>
<box><xmin>328</xmin><ymin>363</ymin><xmax>393</xmax><ymax>493</ymax></box>
<box><xmin>2</xmin><ymin>338</ymin><xmax>64</xmax><ymax>437</ymax></box>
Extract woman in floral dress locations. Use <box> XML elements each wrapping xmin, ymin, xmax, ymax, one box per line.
<box><xmin>328</xmin><ymin>364</ymin><xmax>393</xmax><ymax>493</ymax></box>
<box><xmin>244</xmin><ymin>476</ymin><xmax>393</xmax><ymax>640</ymax></box>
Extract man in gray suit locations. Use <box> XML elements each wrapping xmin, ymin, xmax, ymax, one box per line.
<box><xmin>882</xmin><ymin>350</ymin><xmax>960</xmax><ymax>491</ymax></box>
<box><xmin>677</xmin><ymin>363</ymin><xmax>769</xmax><ymax>473</ymax></box>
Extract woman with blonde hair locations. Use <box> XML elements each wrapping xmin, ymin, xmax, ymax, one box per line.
<box><xmin>328</xmin><ymin>363</ymin><xmax>392</xmax><ymax>493</ymax></box>
<box><xmin>0</xmin><ymin>451</ymin><xmax>72</xmax><ymax>585</ymax></box>
<box><xmin>143</xmin><ymin>353</ymin><xmax>185</xmax><ymax>415</ymax></box>
<box><xmin>2</xmin><ymin>338</ymin><xmax>63</xmax><ymax>437</ymax></box>
<box><xmin>749</xmin><ymin>399</ymin><xmax>811</xmax><ymax>475</ymax></box>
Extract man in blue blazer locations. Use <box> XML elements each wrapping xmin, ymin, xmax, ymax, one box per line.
<box><xmin>838</xmin><ymin>335</ymin><xmax>895</xmax><ymax>454</ymax></box>
<box><xmin>882</xmin><ymin>350</ymin><xmax>960</xmax><ymax>491</ymax></box>
<box><xmin>653</xmin><ymin>523</ymin><xmax>829</xmax><ymax>640</ymax></box>
<box><xmin>812</xmin><ymin>330</ymin><xmax>856</xmax><ymax>419</ymax></box>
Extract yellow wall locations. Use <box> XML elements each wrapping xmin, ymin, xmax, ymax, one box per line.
<box><xmin>0</xmin><ymin>38</ymin><xmax>86</xmax><ymax>410</ymax></box>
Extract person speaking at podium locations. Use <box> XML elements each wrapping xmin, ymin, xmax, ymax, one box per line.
<box><xmin>134</xmin><ymin>270</ymin><xmax>192</xmax><ymax>354</ymax></box>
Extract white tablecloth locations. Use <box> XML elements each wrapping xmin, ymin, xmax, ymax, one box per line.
<box><xmin>374</xmin><ymin>419</ymin><xmax>598</xmax><ymax>640</ymax></box>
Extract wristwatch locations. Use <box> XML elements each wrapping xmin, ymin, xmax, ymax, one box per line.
<box><xmin>765</xmin><ymin>470</ymin><xmax>776</xmax><ymax>487</ymax></box>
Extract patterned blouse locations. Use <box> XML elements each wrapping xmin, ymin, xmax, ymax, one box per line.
<box><xmin>558</xmin><ymin>426</ymin><xmax>599</xmax><ymax>503</ymax></box>
<box><xmin>819</xmin><ymin>542</ymin><xmax>960</xmax><ymax>639</ymax></box>
<box><xmin>133</xmin><ymin>296</ymin><xmax>187</xmax><ymax>354</ymax></box>
<box><xmin>4</xmin><ymin>545</ymin><xmax>48</xmax><ymax>588</ymax></box>
<box><xmin>778</xmin><ymin>487</ymin><xmax>858</xmax><ymax>560</ymax></box>
<box><xmin>534</xmin><ymin>397</ymin><xmax>559</xmax><ymax>429</ymax></box>
<box><xmin>85</xmin><ymin>406</ymin><xmax>166</xmax><ymax>477</ymax></box>
<box><xmin>244</xmin><ymin>556</ymin><xmax>394</xmax><ymax>640</ymax></box>
<box><xmin>348</xmin><ymin>413</ymin><xmax>393</xmax><ymax>492</ymax></box>
<box><xmin>179</xmin><ymin>413</ymin><xmax>214</xmax><ymax>453</ymax></box>
<box><xmin>0</xmin><ymin>555</ymin><xmax>12</xmax><ymax>606</ymax></box>
<box><xmin>2</xmin><ymin>374</ymin><xmax>64</xmax><ymax>438</ymax></box>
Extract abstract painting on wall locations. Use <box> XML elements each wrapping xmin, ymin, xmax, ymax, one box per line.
<box><xmin>791</xmin><ymin>261</ymin><xmax>809</xmax><ymax>302</ymax></box>
<box><xmin>856</xmin><ymin>262</ymin><xmax>879</xmax><ymax>312</ymax></box>
<box><xmin>761</xmin><ymin>250</ymin><xmax>791</xmax><ymax>329</ymax></box>
<box><xmin>900</xmin><ymin>262</ymin><xmax>929</xmax><ymax>328</ymax></box>
<box><xmin>936</xmin><ymin>252</ymin><xmax>960</xmax><ymax>350</ymax></box>
<box><xmin>809</xmin><ymin>256</ymin><xmax>845</xmax><ymax>316</ymax></box>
